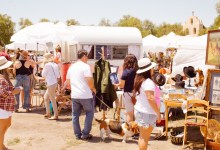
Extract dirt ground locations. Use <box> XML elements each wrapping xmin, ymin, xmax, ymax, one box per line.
<box><xmin>4</xmin><ymin>105</ymin><xmax>205</xmax><ymax>150</ymax></box>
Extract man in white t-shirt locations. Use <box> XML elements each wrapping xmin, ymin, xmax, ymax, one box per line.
<box><xmin>66</xmin><ymin>50</ymin><xmax>96</xmax><ymax>140</ymax></box>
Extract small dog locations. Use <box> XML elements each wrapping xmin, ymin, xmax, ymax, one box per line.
<box><xmin>95</xmin><ymin>118</ymin><xmax>139</xmax><ymax>143</ymax></box>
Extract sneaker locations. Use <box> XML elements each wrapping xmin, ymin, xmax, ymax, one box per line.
<box><xmin>26</xmin><ymin>108</ymin><xmax>32</xmax><ymax>112</ymax></box>
<box><xmin>76</xmin><ymin>136</ymin><xmax>81</xmax><ymax>140</ymax></box>
<box><xmin>132</xmin><ymin>133</ymin><xmax>139</xmax><ymax>140</ymax></box>
<box><xmin>81</xmin><ymin>134</ymin><xmax>93</xmax><ymax>140</ymax></box>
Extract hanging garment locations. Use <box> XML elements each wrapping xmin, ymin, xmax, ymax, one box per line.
<box><xmin>94</xmin><ymin>59</ymin><xmax>117</xmax><ymax>110</ymax></box>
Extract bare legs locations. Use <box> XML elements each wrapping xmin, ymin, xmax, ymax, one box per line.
<box><xmin>126</xmin><ymin>111</ymin><xmax>134</xmax><ymax>122</ymax></box>
<box><xmin>138</xmin><ymin>126</ymin><xmax>153</xmax><ymax>150</ymax></box>
<box><xmin>0</xmin><ymin>117</ymin><xmax>11</xmax><ymax>150</ymax></box>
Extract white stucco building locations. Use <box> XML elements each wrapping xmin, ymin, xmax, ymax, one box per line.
<box><xmin>183</xmin><ymin>12</ymin><xmax>205</xmax><ymax>36</ymax></box>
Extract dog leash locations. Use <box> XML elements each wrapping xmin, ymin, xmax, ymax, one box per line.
<box><xmin>94</xmin><ymin>94</ymin><xmax>126</xmax><ymax>122</ymax></box>
<box><xmin>94</xmin><ymin>94</ymin><xmax>111</xmax><ymax>109</ymax></box>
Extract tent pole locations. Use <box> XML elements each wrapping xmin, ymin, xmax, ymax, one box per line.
<box><xmin>37</xmin><ymin>42</ymin><xmax>39</xmax><ymax>56</ymax></box>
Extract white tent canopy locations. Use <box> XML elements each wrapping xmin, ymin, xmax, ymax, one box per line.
<box><xmin>11</xmin><ymin>22</ymin><xmax>77</xmax><ymax>45</ymax></box>
<box><xmin>67</xmin><ymin>26</ymin><xmax>142</xmax><ymax>45</ymax></box>
<box><xmin>6</xmin><ymin>42</ymin><xmax>47</xmax><ymax>51</ymax></box>
<box><xmin>172</xmin><ymin>34</ymin><xmax>215</xmax><ymax>76</ymax></box>
<box><xmin>175</xmin><ymin>34</ymin><xmax>207</xmax><ymax>50</ymax></box>
<box><xmin>142</xmin><ymin>32</ymin><xmax>186</xmax><ymax>53</ymax></box>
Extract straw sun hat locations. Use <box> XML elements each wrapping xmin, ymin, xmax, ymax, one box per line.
<box><xmin>136</xmin><ymin>58</ymin><xmax>157</xmax><ymax>74</ymax></box>
<box><xmin>43</xmin><ymin>53</ymin><xmax>54</xmax><ymax>63</ymax></box>
<box><xmin>0</xmin><ymin>56</ymin><xmax>13</xmax><ymax>70</ymax></box>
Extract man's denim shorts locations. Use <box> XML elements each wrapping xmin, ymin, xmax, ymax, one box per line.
<box><xmin>134</xmin><ymin>109</ymin><xmax>157</xmax><ymax>128</ymax></box>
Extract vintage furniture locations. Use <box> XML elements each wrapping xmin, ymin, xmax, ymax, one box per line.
<box><xmin>164</xmin><ymin>94</ymin><xmax>187</xmax><ymax>138</ymax></box>
<box><xmin>56</xmin><ymin>94</ymin><xmax>71</xmax><ymax>114</ymax></box>
<box><xmin>182</xmin><ymin>100</ymin><xmax>209</xmax><ymax>150</ymax></box>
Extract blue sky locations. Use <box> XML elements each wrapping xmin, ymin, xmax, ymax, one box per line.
<box><xmin>0</xmin><ymin>0</ymin><xmax>218</xmax><ymax>28</ymax></box>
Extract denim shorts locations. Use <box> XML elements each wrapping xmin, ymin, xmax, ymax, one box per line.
<box><xmin>134</xmin><ymin>109</ymin><xmax>157</xmax><ymax>128</ymax></box>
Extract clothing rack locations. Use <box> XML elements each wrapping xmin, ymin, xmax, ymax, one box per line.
<box><xmin>98</xmin><ymin>46</ymin><xmax>105</xmax><ymax>60</ymax></box>
<box><xmin>98</xmin><ymin>46</ymin><xmax>106</xmax><ymax>120</ymax></box>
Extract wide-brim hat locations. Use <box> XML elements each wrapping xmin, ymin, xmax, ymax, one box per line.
<box><xmin>153</xmin><ymin>73</ymin><xmax>166</xmax><ymax>86</ymax></box>
<box><xmin>174</xmin><ymin>81</ymin><xmax>185</xmax><ymax>89</ymax></box>
<box><xmin>171</xmin><ymin>74</ymin><xmax>183</xmax><ymax>82</ymax></box>
<box><xmin>183</xmin><ymin>66</ymin><xmax>196</xmax><ymax>78</ymax></box>
<box><xmin>0</xmin><ymin>56</ymin><xmax>13</xmax><ymax>70</ymax></box>
<box><xmin>137</xmin><ymin>58</ymin><xmax>157</xmax><ymax>74</ymax></box>
<box><xmin>43</xmin><ymin>53</ymin><xmax>54</xmax><ymax>63</ymax></box>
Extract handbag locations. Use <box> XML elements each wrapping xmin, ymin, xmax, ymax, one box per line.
<box><xmin>127</xmin><ymin>93</ymin><xmax>136</xmax><ymax>105</ymax></box>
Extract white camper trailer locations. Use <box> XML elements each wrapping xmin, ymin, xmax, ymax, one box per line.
<box><xmin>62</xmin><ymin>26</ymin><xmax>142</xmax><ymax>66</ymax></box>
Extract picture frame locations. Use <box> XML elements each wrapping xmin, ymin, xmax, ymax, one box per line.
<box><xmin>205</xmin><ymin>69</ymin><xmax>220</xmax><ymax>105</ymax></box>
<box><xmin>205</xmin><ymin>30</ymin><xmax>220</xmax><ymax>66</ymax></box>
<box><xmin>110</xmin><ymin>73</ymin><xmax>119</xmax><ymax>84</ymax></box>
<box><xmin>110</xmin><ymin>65</ymin><xmax>119</xmax><ymax>74</ymax></box>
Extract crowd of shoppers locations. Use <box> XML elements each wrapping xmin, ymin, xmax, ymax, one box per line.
<box><xmin>0</xmin><ymin>46</ymin><xmax>162</xmax><ymax>150</ymax></box>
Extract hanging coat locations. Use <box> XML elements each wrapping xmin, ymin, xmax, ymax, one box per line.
<box><xmin>94</xmin><ymin>59</ymin><xmax>117</xmax><ymax>108</ymax></box>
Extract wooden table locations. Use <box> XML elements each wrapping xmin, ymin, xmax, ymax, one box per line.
<box><xmin>164</xmin><ymin>99</ymin><xmax>183</xmax><ymax>138</ymax></box>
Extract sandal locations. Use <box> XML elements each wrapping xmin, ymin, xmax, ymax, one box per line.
<box><xmin>48</xmin><ymin>116</ymin><xmax>58</xmax><ymax>120</ymax></box>
<box><xmin>44</xmin><ymin>114</ymin><xmax>51</xmax><ymax>118</ymax></box>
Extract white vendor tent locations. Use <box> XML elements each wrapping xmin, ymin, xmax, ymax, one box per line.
<box><xmin>6</xmin><ymin>42</ymin><xmax>47</xmax><ymax>51</ymax></box>
<box><xmin>142</xmin><ymin>34</ymin><xmax>158</xmax><ymax>53</ymax></box>
<box><xmin>142</xmin><ymin>32</ymin><xmax>185</xmax><ymax>53</ymax></box>
<box><xmin>10</xmin><ymin>22</ymin><xmax>77</xmax><ymax>52</ymax></box>
<box><xmin>172</xmin><ymin>34</ymin><xmax>215</xmax><ymax>76</ymax></box>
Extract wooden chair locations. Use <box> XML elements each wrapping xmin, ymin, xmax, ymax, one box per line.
<box><xmin>31</xmin><ymin>81</ymin><xmax>44</xmax><ymax>109</ymax></box>
<box><xmin>182</xmin><ymin>100</ymin><xmax>209</xmax><ymax>150</ymax></box>
<box><xmin>56</xmin><ymin>94</ymin><xmax>71</xmax><ymax>114</ymax></box>
<box><xmin>31</xmin><ymin>92</ymin><xmax>44</xmax><ymax>109</ymax></box>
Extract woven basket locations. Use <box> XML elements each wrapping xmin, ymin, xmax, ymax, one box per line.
<box><xmin>200</xmin><ymin>119</ymin><xmax>220</xmax><ymax>141</ymax></box>
<box><xmin>170</xmin><ymin>131</ymin><xmax>183</xmax><ymax>145</ymax></box>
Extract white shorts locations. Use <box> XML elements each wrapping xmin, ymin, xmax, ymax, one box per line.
<box><xmin>0</xmin><ymin>108</ymin><xmax>12</xmax><ymax>119</ymax></box>
<box><xmin>123</xmin><ymin>92</ymin><xmax>134</xmax><ymax>113</ymax></box>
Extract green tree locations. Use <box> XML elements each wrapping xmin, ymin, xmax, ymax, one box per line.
<box><xmin>216</xmin><ymin>1</ymin><xmax>220</xmax><ymax>14</ymax></box>
<box><xmin>39</xmin><ymin>18</ymin><xmax>50</xmax><ymax>22</ymax></box>
<box><xmin>155</xmin><ymin>22</ymin><xmax>172</xmax><ymax>37</ymax></box>
<box><xmin>66</xmin><ymin>19</ymin><xmax>79</xmax><ymax>26</ymax></box>
<box><xmin>209</xmin><ymin>15</ymin><xmax>220</xmax><ymax>30</ymax></box>
<box><xmin>18</xmin><ymin>18</ymin><xmax>33</xmax><ymax>29</ymax></box>
<box><xmin>0</xmin><ymin>14</ymin><xmax>15</xmax><ymax>46</ymax></box>
<box><xmin>198</xmin><ymin>26</ymin><xmax>207</xmax><ymax>36</ymax></box>
<box><xmin>141</xmin><ymin>19</ymin><xmax>156</xmax><ymax>37</ymax></box>
<box><xmin>155</xmin><ymin>22</ymin><xmax>187</xmax><ymax>37</ymax></box>
<box><xmin>117</xmin><ymin>15</ymin><xmax>142</xmax><ymax>34</ymax></box>
<box><xmin>99</xmin><ymin>18</ymin><xmax>111</xmax><ymax>26</ymax></box>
